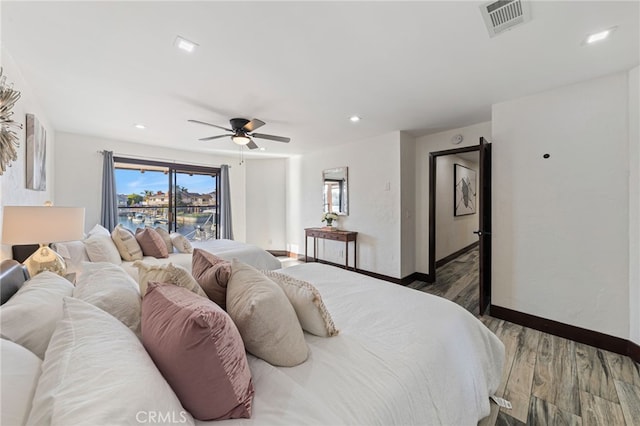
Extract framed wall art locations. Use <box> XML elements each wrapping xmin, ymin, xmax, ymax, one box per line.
<box><xmin>454</xmin><ymin>163</ymin><xmax>476</xmax><ymax>216</ymax></box>
<box><xmin>26</xmin><ymin>113</ymin><xmax>46</xmax><ymax>190</ymax></box>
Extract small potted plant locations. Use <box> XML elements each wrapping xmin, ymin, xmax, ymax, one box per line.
<box><xmin>321</xmin><ymin>212</ymin><xmax>339</xmax><ymax>230</ymax></box>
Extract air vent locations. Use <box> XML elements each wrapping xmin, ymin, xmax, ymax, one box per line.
<box><xmin>480</xmin><ymin>0</ymin><xmax>531</xmax><ymax>38</ymax></box>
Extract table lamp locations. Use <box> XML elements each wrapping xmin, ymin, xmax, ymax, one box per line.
<box><xmin>2</xmin><ymin>206</ymin><xmax>85</xmax><ymax>277</ymax></box>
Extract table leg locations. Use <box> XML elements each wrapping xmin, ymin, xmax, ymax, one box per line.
<box><xmin>345</xmin><ymin>241</ymin><xmax>349</xmax><ymax>270</ymax></box>
<box><xmin>354</xmin><ymin>240</ymin><xmax>357</xmax><ymax>271</ymax></box>
<box><xmin>305</xmin><ymin>236</ymin><xmax>308</xmax><ymax>263</ymax></box>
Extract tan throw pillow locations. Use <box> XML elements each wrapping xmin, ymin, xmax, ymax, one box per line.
<box><xmin>134</xmin><ymin>261</ymin><xmax>207</xmax><ymax>298</ymax></box>
<box><xmin>111</xmin><ymin>225</ymin><xmax>143</xmax><ymax>261</ymax></box>
<box><xmin>191</xmin><ymin>249</ymin><xmax>232</xmax><ymax>309</ymax></box>
<box><xmin>170</xmin><ymin>233</ymin><xmax>193</xmax><ymax>254</ymax></box>
<box><xmin>262</xmin><ymin>270</ymin><xmax>339</xmax><ymax>337</ymax></box>
<box><xmin>226</xmin><ymin>259</ymin><xmax>308</xmax><ymax>367</ymax></box>
<box><xmin>135</xmin><ymin>228</ymin><xmax>169</xmax><ymax>258</ymax></box>
<box><xmin>154</xmin><ymin>227</ymin><xmax>173</xmax><ymax>254</ymax></box>
<box><xmin>84</xmin><ymin>236</ymin><xmax>122</xmax><ymax>264</ymax></box>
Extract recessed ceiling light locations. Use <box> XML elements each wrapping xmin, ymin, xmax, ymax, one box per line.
<box><xmin>259</xmin><ymin>147</ymin><xmax>266</xmax><ymax>151</ymax></box>
<box><xmin>175</xmin><ymin>36</ymin><xmax>198</xmax><ymax>53</ymax></box>
<box><xmin>134</xmin><ymin>123</ymin><xmax>146</xmax><ymax>129</ymax></box>
<box><xmin>349</xmin><ymin>116</ymin><xmax>361</xmax><ymax>122</ymax></box>
<box><xmin>585</xmin><ymin>27</ymin><xmax>617</xmax><ymax>44</ymax></box>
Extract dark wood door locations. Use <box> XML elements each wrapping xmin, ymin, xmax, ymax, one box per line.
<box><xmin>478</xmin><ymin>137</ymin><xmax>492</xmax><ymax>315</ymax></box>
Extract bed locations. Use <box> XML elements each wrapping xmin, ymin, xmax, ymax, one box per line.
<box><xmin>48</xmin><ymin>232</ymin><xmax>282</xmax><ymax>284</ymax></box>
<box><xmin>118</xmin><ymin>239</ymin><xmax>282</xmax><ymax>281</ymax></box>
<box><xmin>0</xmin><ymin>260</ymin><xmax>504</xmax><ymax>426</ymax></box>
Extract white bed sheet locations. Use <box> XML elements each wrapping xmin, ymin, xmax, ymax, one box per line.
<box><xmin>191</xmin><ymin>239</ymin><xmax>281</xmax><ymax>271</ymax></box>
<box><xmin>120</xmin><ymin>239</ymin><xmax>281</xmax><ymax>282</ymax></box>
<box><xmin>201</xmin><ymin>263</ymin><xmax>504</xmax><ymax>426</ymax></box>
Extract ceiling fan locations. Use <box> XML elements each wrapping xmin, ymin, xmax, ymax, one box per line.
<box><xmin>188</xmin><ymin>117</ymin><xmax>290</xmax><ymax>150</ymax></box>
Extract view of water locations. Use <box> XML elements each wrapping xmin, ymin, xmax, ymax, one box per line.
<box><xmin>117</xmin><ymin>209</ymin><xmax>217</xmax><ymax>241</ymax></box>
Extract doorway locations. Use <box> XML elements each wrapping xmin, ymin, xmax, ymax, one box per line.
<box><xmin>428</xmin><ymin>138</ymin><xmax>492</xmax><ymax>315</ymax></box>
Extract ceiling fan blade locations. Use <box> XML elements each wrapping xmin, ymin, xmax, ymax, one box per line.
<box><xmin>199</xmin><ymin>134</ymin><xmax>230</xmax><ymax>141</ymax></box>
<box><xmin>188</xmin><ymin>119</ymin><xmax>233</xmax><ymax>132</ymax></box>
<box><xmin>246</xmin><ymin>140</ymin><xmax>259</xmax><ymax>150</ymax></box>
<box><xmin>251</xmin><ymin>133</ymin><xmax>290</xmax><ymax>143</ymax></box>
<box><xmin>242</xmin><ymin>118</ymin><xmax>266</xmax><ymax>132</ymax></box>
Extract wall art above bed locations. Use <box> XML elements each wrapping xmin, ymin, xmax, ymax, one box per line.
<box><xmin>25</xmin><ymin>113</ymin><xmax>47</xmax><ymax>190</ymax></box>
<box><xmin>0</xmin><ymin>68</ymin><xmax>22</xmax><ymax>176</ymax></box>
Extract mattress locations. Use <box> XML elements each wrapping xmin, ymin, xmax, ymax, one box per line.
<box><xmin>120</xmin><ymin>239</ymin><xmax>282</xmax><ymax>282</ymax></box>
<box><xmin>201</xmin><ymin>263</ymin><xmax>505</xmax><ymax>425</ymax></box>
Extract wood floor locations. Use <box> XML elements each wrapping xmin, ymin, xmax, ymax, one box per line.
<box><xmin>408</xmin><ymin>248</ymin><xmax>640</xmax><ymax>426</ymax></box>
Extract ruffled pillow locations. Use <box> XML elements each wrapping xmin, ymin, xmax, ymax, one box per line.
<box><xmin>262</xmin><ymin>270</ymin><xmax>338</xmax><ymax>337</ymax></box>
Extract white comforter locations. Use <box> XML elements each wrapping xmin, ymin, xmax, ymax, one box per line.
<box><xmin>120</xmin><ymin>239</ymin><xmax>281</xmax><ymax>282</ymax></box>
<box><xmin>203</xmin><ymin>263</ymin><xmax>505</xmax><ymax>426</ymax></box>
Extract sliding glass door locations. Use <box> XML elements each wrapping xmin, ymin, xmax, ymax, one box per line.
<box><xmin>173</xmin><ymin>170</ymin><xmax>218</xmax><ymax>240</ymax></box>
<box><xmin>114</xmin><ymin>158</ymin><xmax>220</xmax><ymax>240</ymax></box>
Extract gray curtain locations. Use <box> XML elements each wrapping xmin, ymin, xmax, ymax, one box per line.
<box><xmin>219</xmin><ymin>164</ymin><xmax>233</xmax><ymax>240</ymax></box>
<box><xmin>100</xmin><ymin>151</ymin><xmax>118</xmax><ymax>231</ymax></box>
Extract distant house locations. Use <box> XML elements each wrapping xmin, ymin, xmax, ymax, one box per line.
<box><xmin>145</xmin><ymin>191</ymin><xmax>169</xmax><ymax>206</ymax></box>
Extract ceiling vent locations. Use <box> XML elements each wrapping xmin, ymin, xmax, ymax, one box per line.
<box><xmin>480</xmin><ymin>0</ymin><xmax>531</xmax><ymax>38</ymax></box>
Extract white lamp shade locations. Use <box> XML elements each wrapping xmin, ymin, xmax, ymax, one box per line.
<box><xmin>2</xmin><ymin>206</ymin><xmax>85</xmax><ymax>245</ymax></box>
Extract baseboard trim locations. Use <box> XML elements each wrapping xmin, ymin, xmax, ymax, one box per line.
<box><xmin>491</xmin><ymin>305</ymin><xmax>640</xmax><ymax>363</ymax></box>
<box><xmin>435</xmin><ymin>241</ymin><xmax>479</xmax><ymax>268</ymax></box>
<box><xmin>294</xmin><ymin>255</ymin><xmax>429</xmax><ymax>286</ymax></box>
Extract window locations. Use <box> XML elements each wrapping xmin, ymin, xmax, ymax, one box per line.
<box><xmin>114</xmin><ymin>158</ymin><xmax>219</xmax><ymax>240</ymax></box>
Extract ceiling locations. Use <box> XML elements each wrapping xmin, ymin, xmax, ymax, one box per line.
<box><xmin>2</xmin><ymin>1</ymin><xmax>638</xmax><ymax>158</ymax></box>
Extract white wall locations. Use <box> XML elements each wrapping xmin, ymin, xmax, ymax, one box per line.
<box><xmin>435</xmin><ymin>154</ymin><xmax>479</xmax><ymax>261</ymax></box>
<box><xmin>0</xmin><ymin>49</ymin><xmax>56</xmax><ymax>259</ymax></box>
<box><xmin>629</xmin><ymin>66</ymin><xmax>639</xmax><ymax>345</ymax></box>
<box><xmin>414</xmin><ymin>122</ymin><xmax>491</xmax><ymax>274</ymax></box>
<box><xmin>286</xmin><ymin>132</ymin><xmax>403</xmax><ymax>278</ymax></box>
<box><xmin>245</xmin><ymin>158</ymin><xmax>286</xmax><ymax>250</ymax></box>
<box><xmin>400</xmin><ymin>132</ymin><xmax>416</xmax><ymax>277</ymax></box>
<box><xmin>54</xmin><ymin>132</ymin><xmax>247</xmax><ymax>241</ymax></box>
<box><xmin>492</xmin><ymin>72</ymin><xmax>629</xmax><ymax>339</ymax></box>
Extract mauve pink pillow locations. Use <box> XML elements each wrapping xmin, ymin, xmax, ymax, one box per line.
<box><xmin>142</xmin><ymin>282</ymin><xmax>254</xmax><ymax>420</ymax></box>
<box><xmin>191</xmin><ymin>249</ymin><xmax>232</xmax><ymax>309</ymax></box>
<box><xmin>135</xmin><ymin>228</ymin><xmax>169</xmax><ymax>258</ymax></box>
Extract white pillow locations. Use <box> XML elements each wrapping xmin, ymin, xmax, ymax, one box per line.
<box><xmin>133</xmin><ymin>261</ymin><xmax>207</xmax><ymax>297</ymax></box>
<box><xmin>1</xmin><ymin>339</ymin><xmax>42</xmax><ymax>426</ymax></box>
<box><xmin>84</xmin><ymin>235</ymin><xmax>122</xmax><ymax>264</ymax></box>
<box><xmin>154</xmin><ymin>227</ymin><xmax>174</xmax><ymax>254</ymax></box>
<box><xmin>27</xmin><ymin>298</ymin><xmax>194</xmax><ymax>426</ymax></box>
<box><xmin>74</xmin><ymin>262</ymin><xmax>142</xmax><ymax>336</ymax></box>
<box><xmin>170</xmin><ymin>232</ymin><xmax>193</xmax><ymax>254</ymax></box>
<box><xmin>226</xmin><ymin>260</ymin><xmax>308</xmax><ymax>367</ymax></box>
<box><xmin>86</xmin><ymin>223</ymin><xmax>111</xmax><ymax>238</ymax></box>
<box><xmin>111</xmin><ymin>224</ymin><xmax>143</xmax><ymax>261</ymax></box>
<box><xmin>0</xmin><ymin>272</ymin><xmax>74</xmax><ymax>358</ymax></box>
<box><xmin>52</xmin><ymin>240</ymin><xmax>90</xmax><ymax>278</ymax></box>
<box><xmin>262</xmin><ymin>270</ymin><xmax>339</xmax><ymax>337</ymax></box>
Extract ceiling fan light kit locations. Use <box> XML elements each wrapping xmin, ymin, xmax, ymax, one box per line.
<box><xmin>189</xmin><ymin>117</ymin><xmax>290</xmax><ymax>150</ymax></box>
<box><xmin>232</xmin><ymin>135</ymin><xmax>251</xmax><ymax>146</ymax></box>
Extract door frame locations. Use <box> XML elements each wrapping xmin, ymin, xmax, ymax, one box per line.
<box><xmin>428</xmin><ymin>144</ymin><xmax>479</xmax><ymax>282</ymax></box>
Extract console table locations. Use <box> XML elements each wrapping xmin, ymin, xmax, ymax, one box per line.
<box><xmin>304</xmin><ymin>228</ymin><xmax>358</xmax><ymax>270</ymax></box>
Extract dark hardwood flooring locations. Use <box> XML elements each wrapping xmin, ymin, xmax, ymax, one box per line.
<box><xmin>408</xmin><ymin>248</ymin><xmax>640</xmax><ymax>426</ymax></box>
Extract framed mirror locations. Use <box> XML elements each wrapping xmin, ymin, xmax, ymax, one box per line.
<box><xmin>323</xmin><ymin>166</ymin><xmax>348</xmax><ymax>215</ymax></box>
